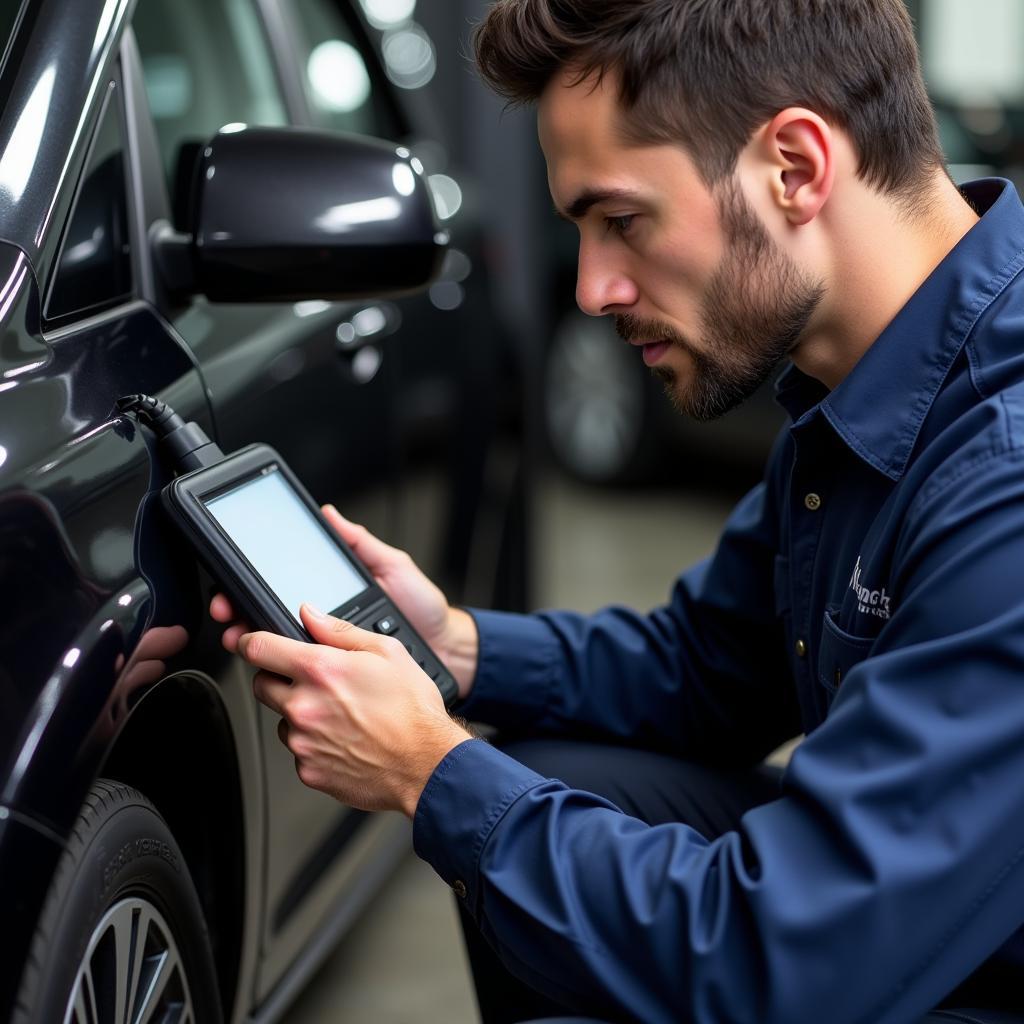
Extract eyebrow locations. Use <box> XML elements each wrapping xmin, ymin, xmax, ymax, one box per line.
<box><xmin>556</xmin><ymin>188</ymin><xmax>641</xmax><ymax>222</ymax></box>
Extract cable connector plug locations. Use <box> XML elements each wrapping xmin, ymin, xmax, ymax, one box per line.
<box><xmin>117</xmin><ymin>394</ymin><xmax>224</xmax><ymax>473</ymax></box>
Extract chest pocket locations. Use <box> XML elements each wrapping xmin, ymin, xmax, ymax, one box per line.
<box><xmin>818</xmin><ymin>608</ymin><xmax>875</xmax><ymax>699</ymax></box>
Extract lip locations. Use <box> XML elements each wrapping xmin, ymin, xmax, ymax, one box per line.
<box><xmin>633</xmin><ymin>339</ymin><xmax>670</xmax><ymax>366</ymax></box>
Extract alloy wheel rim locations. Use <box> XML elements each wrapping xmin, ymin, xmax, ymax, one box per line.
<box><xmin>64</xmin><ymin>896</ymin><xmax>195</xmax><ymax>1024</ymax></box>
<box><xmin>545</xmin><ymin>313</ymin><xmax>645</xmax><ymax>479</ymax></box>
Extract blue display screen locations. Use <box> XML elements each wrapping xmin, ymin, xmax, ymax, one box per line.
<box><xmin>205</xmin><ymin>468</ymin><xmax>366</xmax><ymax>624</ymax></box>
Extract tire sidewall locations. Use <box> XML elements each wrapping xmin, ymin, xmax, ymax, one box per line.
<box><xmin>19</xmin><ymin>784</ymin><xmax>222</xmax><ymax>1024</ymax></box>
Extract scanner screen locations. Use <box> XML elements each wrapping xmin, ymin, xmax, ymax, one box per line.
<box><xmin>205</xmin><ymin>468</ymin><xmax>366</xmax><ymax>624</ymax></box>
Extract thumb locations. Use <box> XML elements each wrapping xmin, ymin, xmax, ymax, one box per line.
<box><xmin>300</xmin><ymin>604</ymin><xmax>376</xmax><ymax>651</ymax></box>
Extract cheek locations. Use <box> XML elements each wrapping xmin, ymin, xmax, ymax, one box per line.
<box><xmin>636</xmin><ymin>232</ymin><xmax>721</xmax><ymax>318</ymax></box>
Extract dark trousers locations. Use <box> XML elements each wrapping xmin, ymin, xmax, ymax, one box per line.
<box><xmin>458</xmin><ymin>738</ymin><xmax>1024</xmax><ymax>1024</ymax></box>
<box><xmin>458</xmin><ymin>737</ymin><xmax>783</xmax><ymax>1023</ymax></box>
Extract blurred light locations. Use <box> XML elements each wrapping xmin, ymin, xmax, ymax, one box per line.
<box><xmin>294</xmin><ymin>300</ymin><xmax>331</xmax><ymax>317</ymax></box>
<box><xmin>396</xmin><ymin>146</ymin><xmax>410</xmax><ymax>158</ymax></box>
<box><xmin>221</xmin><ymin>122</ymin><xmax>247</xmax><ymax>134</ymax></box>
<box><xmin>336</xmin><ymin>322</ymin><xmax>357</xmax><ymax>345</ymax></box>
<box><xmin>434</xmin><ymin>230</ymin><xmax>450</xmax><ymax>246</ymax></box>
<box><xmin>315</xmin><ymin>197</ymin><xmax>401</xmax><ymax>233</ymax></box>
<box><xmin>100</xmin><ymin>619</ymin><xmax>114</xmax><ymax>632</ymax></box>
<box><xmin>63</xmin><ymin>648</ymin><xmax>81</xmax><ymax>669</ymax></box>
<box><xmin>352</xmin><ymin>346</ymin><xmax>383</xmax><ymax>383</ymax></box>
<box><xmin>0</xmin><ymin>445</ymin><xmax>7</xmax><ymax>468</ymax></box>
<box><xmin>428</xmin><ymin>174</ymin><xmax>462</xmax><ymax>220</ymax></box>
<box><xmin>382</xmin><ymin>25</ymin><xmax>435</xmax><ymax>90</ymax></box>
<box><xmin>410</xmin><ymin>156</ymin><xmax>424</xmax><ymax>174</ymax></box>
<box><xmin>118</xmin><ymin>593</ymin><xmax>132</xmax><ymax>607</ymax></box>
<box><xmin>64</xmin><ymin>227</ymin><xmax>104</xmax><ymax>266</ymax></box>
<box><xmin>308</xmin><ymin>40</ymin><xmax>371</xmax><ymax>113</ymax></box>
<box><xmin>442</xmin><ymin>249</ymin><xmax>472</xmax><ymax>282</ymax></box>
<box><xmin>392</xmin><ymin>162</ymin><xmax>416</xmax><ymax>196</ymax></box>
<box><xmin>353</xmin><ymin>306</ymin><xmax>387</xmax><ymax>336</ymax></box>
<box><xmin>429</xmin><ymin>281</ymin><xmax>464</xmax><ymax>311</ymax></box>
<box><xmin>360</xmin><ymin>0</ymin><xmax>416</xmax><ymax>28</ymax></box>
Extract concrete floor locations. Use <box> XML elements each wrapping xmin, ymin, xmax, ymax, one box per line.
<box><xmin>285</xmin><ymin>469</ymin><xmax>740</xmax><ymax>1023</ymax></box>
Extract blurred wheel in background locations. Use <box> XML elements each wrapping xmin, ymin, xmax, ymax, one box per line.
<box><xmin>544</xmin><ymin>308</ymin><xmax>665</xmax><ymax>483</ymax></box>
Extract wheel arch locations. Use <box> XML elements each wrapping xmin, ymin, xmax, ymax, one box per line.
<box><xmin>100</xmin><ymin>673</ymin><xmax>246</xmax><ymax>1021</ymax></box>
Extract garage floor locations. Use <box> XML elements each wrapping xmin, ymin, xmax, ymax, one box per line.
<box><xmin>285</xmin><ymin>468</ymin><xmax>740</xmax><ymax>1023</ymax></box>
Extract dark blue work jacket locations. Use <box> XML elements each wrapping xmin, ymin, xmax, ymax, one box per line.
<box><xmin>413</xmin><ymin>179</ymin><xmax>1024</xmax><ymax>1023</ymax></box>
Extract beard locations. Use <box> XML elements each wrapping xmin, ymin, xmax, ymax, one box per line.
<box><xmin>615</xmin><ymin>178</ymin><xmax>825</xmax><ymax>422</ymax></box>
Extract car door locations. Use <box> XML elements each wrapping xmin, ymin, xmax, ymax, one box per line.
<box><xmin>123</xmin><ymin>0</ymin><xmax>409</xmax><ymax>997</ymax></box>
<box><xmin>271</xmin><ymin>0</ymin><xmax>526</xmax><ymax>611</ymax></box>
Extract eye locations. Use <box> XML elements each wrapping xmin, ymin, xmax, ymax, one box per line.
<box><xmin>604</xmin><ymin>214</ymin><xmax>635</xmax><ymax>236</ymax></box>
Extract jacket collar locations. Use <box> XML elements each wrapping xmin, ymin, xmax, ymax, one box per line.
<box><xmin>775</xmin><ymin>179</ymin><xmax>1024</xmax><ymax>480</ymax></box>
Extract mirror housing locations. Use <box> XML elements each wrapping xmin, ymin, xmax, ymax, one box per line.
<box><xmin>166</xmin><ymin>126</ymin><xmax>446</xmax><ymax>303</ymax></box>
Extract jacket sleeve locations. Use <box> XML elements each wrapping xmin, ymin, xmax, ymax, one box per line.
<box><xmin>459</xmin><ymin>439</ymin><xmax>800</xmax><ymax>761</ymax></box>
<box><xmin>416</xmin><ymin>418</ymin><xmax>1024</xmax><ymax>1024</ymax></box>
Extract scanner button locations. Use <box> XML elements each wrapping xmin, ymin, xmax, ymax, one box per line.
<box><xmin>374</xmin><ymin>616</ymin><xmax>398</xmax><ymax>635</ymax></box>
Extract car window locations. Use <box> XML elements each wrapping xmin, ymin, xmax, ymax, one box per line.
<box><xmin>289</xmin><ymin>0</ymin><xmax>401</xmax><ymax>140</ymax></box>
<box><xmin>132</xmin><ymin>0</ymin><xmax>288</xmax><ymax>226</ymax></box>
<box><xmin>46</xmin><ymin>89</ymin><xmax>132</xmax><ymax>323</ymax></box>
<box><xmin>0</xmin><ymin>0</ymin><xmax>26</xmax><ymax>80</ymax></box>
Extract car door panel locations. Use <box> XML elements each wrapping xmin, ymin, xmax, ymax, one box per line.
<box><xmin>127</xmin><ymin>0</ymin><xmax>404</xmax><ymax>993</ymax></box>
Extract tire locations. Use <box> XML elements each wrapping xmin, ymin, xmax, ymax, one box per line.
<box><xmin>543</xmin><ymin>309</ymin><xmax>664</xmax><ymax>484</ymax></box>
<box><xmin>14</xmin><ymin>779</ymin><xmax>222</xmax><ymax>1024</ymax></box>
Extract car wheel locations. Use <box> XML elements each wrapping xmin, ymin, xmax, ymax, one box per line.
<box><xmin>14</xmin><ymin>779</ymin><xmax>222</xmax><ymax>1024</ymax></box>
<box><xmin>543</xmin><ymin>308</ymin><xmax>663</xmax><ymax>483</ymax></box>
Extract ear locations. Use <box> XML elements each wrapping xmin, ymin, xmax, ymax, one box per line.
<box><xmin>754</xmin><ymin>108</ymin><xmax>834</xmax><ymax>226</ymax></box>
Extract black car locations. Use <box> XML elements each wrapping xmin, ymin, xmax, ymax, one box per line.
<box><xmin>0</xmin><ymin>0</ymin><xmax>527</xmax><ymax>1020</ymax></box>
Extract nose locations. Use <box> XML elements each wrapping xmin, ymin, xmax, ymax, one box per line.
<box><xmin>575</xmin><ymin>241</ymin><xmax>639</xmax><ymax>317</ymax></box>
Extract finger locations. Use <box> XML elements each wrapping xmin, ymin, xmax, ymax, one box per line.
<box><xmin>138</xmin><ymin>625</ymin><xmax>189</xmax><ymax>660</ymax></box>
<box><xmin>210</xmin><ymin>593</ymin><xmax>236</xmax><ymax>622</ymax></box>
<box><xmin>221</xmin><ymin>622</ymin><xmax>248</xmax><ymax>654</ymax></box>
<box><xmin>277</xmin><ymin>716</ymin><xmax>290</xmax><ymax>747</ymax></box>
<box><xmin>252</xmin><ymin>669</ymin><xmax>291</xmax><ymax>716</ymax></box>
<box><xmin>237</xmin><ymin>630</ymin><xmax>309</xmax><ymax>677</ymax></box>
<box><xmin>300</xmin><ymin>604</ymin><xmax>381</xmax><ymax>652</ymax></box>
<box><xmin>321</xmin><ymin>505</ymin><xmax>405</xmax><ymax>573</ymax></box>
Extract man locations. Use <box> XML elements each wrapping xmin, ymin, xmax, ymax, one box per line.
<box><xmin>213</xmin><ymin>1</ymin><xmax>1024</xmax><ymax>1020</ymax></box>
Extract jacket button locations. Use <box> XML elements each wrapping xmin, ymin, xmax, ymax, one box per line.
<box><xmin>795</xmin><ymin>638</ymin><xmax>807</xmax><ymax>658</ymax></box>
<box><xmin>804</xmin><ymin>493</ymin><xmax>822</xmax><ymax>511</ymax></box>
<box><xmin>453</xmin><ymin>880</ymin><xmax>467</xmax><ymax>899</ymax></box>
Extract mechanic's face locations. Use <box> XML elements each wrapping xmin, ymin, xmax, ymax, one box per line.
<box><xmin>539</xmin><ymin>69</ymin><xmax>824</xmax><ymax>420</ymax></box>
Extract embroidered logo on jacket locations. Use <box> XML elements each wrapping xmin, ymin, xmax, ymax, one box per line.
<box><xmin>849</xmin><ymin>557</ymin><xmax>892</xmax><ymax>620</ymax></box>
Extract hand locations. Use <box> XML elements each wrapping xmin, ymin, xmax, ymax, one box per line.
<box><xmin>210</xmin><ymin>505</ymin><xmax>479</xmax><ymax>697</ymax></box>
<box><xmin>238</xmin><ymin>603</ymin><xmax>472</xmax><ymax>815</ymax></box>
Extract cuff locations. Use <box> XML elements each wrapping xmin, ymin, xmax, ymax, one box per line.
<box><xmin>413</xmin><ymin>738</ymin><xmax>546</xmax><ymax>916</ymax></box>
<box><xmin>457</xmin><ymin>609</ymin><xmax>558</xmax><ymax>728</ymax></box>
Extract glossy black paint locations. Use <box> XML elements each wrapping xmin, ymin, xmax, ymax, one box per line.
<box><xmin>0</xmin><ymin>0</ymin><xmax>528</xmax><ymax>1020</ymax></box>
<box><xmin>0</xmin><ymin>0</ymin><xmax>132</xmax><ymax>275</ymax></box>
<box><xmin>192</xmin><ymin>127</ymin><xmax>445</xmax><ymax>302</ymax></box>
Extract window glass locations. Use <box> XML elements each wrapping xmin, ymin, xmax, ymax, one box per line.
<box><xmin>132</xmin><ymin>0</ymin><xmax>288</xmax><ymax>223</ymax></box>
<box><xmin>290</xmin><ymin>0</ymin><xmax>401</xmax><ymax>139</ymax></box>
<box><xmin>46</xmin><ymin>91</ymin><xmax>132</xmax><ymax>322</ymax></box>
<box><xmin>0</xmin><ymin>0</ymin><xmax>25</xmax><ymax>79</ymax></box>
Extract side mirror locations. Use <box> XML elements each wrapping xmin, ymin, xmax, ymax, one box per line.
<box><xmin>155</xmin><ymin>126</ymin><xmax>446</xmax><ymax>302</ymax></box>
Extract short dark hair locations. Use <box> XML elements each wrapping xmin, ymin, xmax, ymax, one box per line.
<box><xmin>474</xmin><ymin>0</ymin><xmax>945</xmax><ymax>199</ymax></box>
